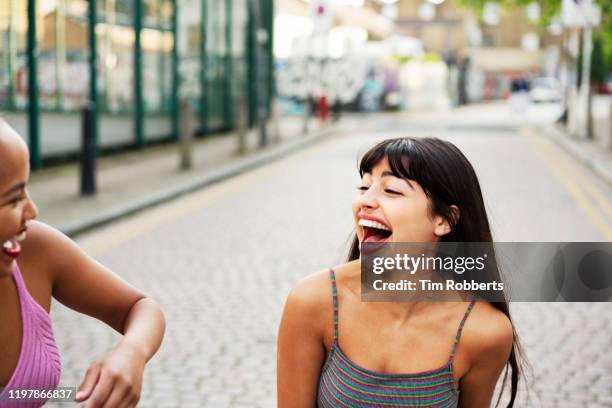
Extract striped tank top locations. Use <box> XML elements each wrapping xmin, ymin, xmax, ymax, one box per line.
<box><xmin>0</xmin><ymin>264</ymin><xmax>62</xmax><ymax>408</ymax></box>
<box><xmin>317</xmin><ymin>269</ymin><xmax>475</xmax><ymax>408</ymax></box>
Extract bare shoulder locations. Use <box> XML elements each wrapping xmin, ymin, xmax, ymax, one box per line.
<box><xmin>285</xmin><ymin>261</ymin><xmax>358</xmax><ymax>314</ymax></box>
<box><xmin>21</xmin><ymin>221</ymin><xmax>71</xmax><ymax>254</ymax></box>
<box><xmin>14</xmin><ymin>222</ymin><xmax>75</xmax><ymax>305</ymax></box>
<box><xmin>285</xmin><ymin>269</ymin><xmax>334</xmax><ymax>319</ymax></box>
<box><xmin>282</xmin><ymin>265</ymin><xmax>349</xmax><ymax>345</ymax></box>
<box><xmin>461</xmin><ymin>301</ymin><xmax>514</xmax><ymax>363</ymax></box>
<box><xmin>20</xmin><ymin>221</ymin><xmax>82</xmax><ymax>278</ymax></box>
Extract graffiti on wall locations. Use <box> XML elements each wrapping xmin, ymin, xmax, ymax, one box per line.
<box><xmin>276</xmin><ymin>57</ymin><xmax>369</xmax><ymax>104</ymax></box>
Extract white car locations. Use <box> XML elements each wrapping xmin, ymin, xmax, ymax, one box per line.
<box><xmin>529</xmin><ymin>77</ymin><xmax>562</xmax><ymax>103</ymax></box>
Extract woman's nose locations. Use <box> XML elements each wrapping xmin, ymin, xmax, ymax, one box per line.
<box><xmin>357</xmin><ymin>187</ymin><xmax>379</xmax><ymax>209</ymax></box>
<box><xmin>23</xmin><ymin>191</ymin><xmax>38</xmax><ymax>221</ymax></box>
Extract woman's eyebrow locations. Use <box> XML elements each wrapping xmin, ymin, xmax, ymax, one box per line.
<box><xmin>380</xmin><ymin>171</ymin><xmax>415</xmax><ymax>190</ymax></box>
<box><xmin>2</xmin><ymin>182</ymin><xmax>25</xmax><ymax>197</ymax></box>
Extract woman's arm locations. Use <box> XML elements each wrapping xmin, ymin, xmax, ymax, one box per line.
<box><xmin>277</xmin><ymin>273</ymin><xmax>330</xmax><ymax>408</ymax></box>
<box><xmin>27</xmin><ymin>221</ymin><xmax>165</xmax><ymax>408</ymax></box>
<box><xmin>457</xmin><ymin>307</ymin><xmax>514</xmax><ymax>408</ymax></box>
<box><xmin>74</xmin><ymin>298</ymin><xmax>165</xmax><ymax>407</ymax></box>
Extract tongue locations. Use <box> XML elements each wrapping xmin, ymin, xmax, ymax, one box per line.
<box><xmin>363</xmin><ymin>229</ymin><xmax>390</xmax><ymax>243</ymax></box>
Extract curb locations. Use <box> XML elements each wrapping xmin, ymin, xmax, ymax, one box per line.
<box><xmin>60</xmin><ymin>124</ymin><xmax>341</xmax><ymax>237</ymax></box>
<box><xmin>538</xmin><ymin>124</ymin><xmax>612</xmax><ymax>187</ymax></box>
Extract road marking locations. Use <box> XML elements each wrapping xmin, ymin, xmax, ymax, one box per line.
<box><xmin>522</xmin><ymin>127</ymin><xmax>612</xmax><ymax>240</ymax></box>
<box><xmin>578</xmin><ymin>178</ymin><xmax>612</xmax><ymax>219</ymax></box>
<box><xmin>77</xmin><ymin>135</ymin><xmax>349</xmax><ymax>257</ymax></box>
<box><xmin>531</xmin><ymin>129</ymin><xmax>612</xmax><ymax>219</ymax></box>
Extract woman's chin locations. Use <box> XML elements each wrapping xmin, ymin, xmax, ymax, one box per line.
<box><xmin>0</xmin><ymin>265</ymin><xmax>14</xmax><ymax>278</ymax></box>
<box><xmin>0</xmin><ymin>255</ymin><xmax>15</xmax><ymax>277</ymax></box>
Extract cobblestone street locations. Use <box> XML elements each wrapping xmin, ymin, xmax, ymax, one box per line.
<box><xmin>46</xmin><ymin>105</ymin><xmax>612</xmax><ymax>407</ymax></box>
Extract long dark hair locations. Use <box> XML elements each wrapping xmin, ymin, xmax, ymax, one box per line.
<box><xmin>347</xmin><ymin>137</ymin><xmax>526</xmax><ymax>407</ymax></box>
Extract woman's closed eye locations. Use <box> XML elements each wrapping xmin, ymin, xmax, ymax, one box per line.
<box><xmin>7</xmin><ymin>195</ymin><xmax>26</xmax><ymax>206</ymax></box>
<box><xmin>356</xmin><ymin>186</ymin><xmax>402</xmax><ymax>195</ymax></box>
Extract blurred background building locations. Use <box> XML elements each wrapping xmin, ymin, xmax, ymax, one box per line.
<box><xmin>275</xmin><ymin>0</ymin><xmax>610</xmax><ymax>148</ymax></box>
<box><xmin>1</xmin><ymin>0</ymin><xmax>610</xmax><ymax>168</ymax></box>
<box><xmin>275</xmin><ymin>0</ymin><xmax>571</xmax><ymax>108</ymax></box>
<box><xmin>0</xmin><ymin>0</ymin><xmax>273</xmax><ymax>167</ymax></box>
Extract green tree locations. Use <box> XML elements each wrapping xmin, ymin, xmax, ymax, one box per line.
<box><xmin>591</xmin><ymin>34</ymin><xmax>606</xmax><ymax>83</ymax></box>
<box><xmin>598</xmin><ymin>0</ymin><xmax>612</xmax><ymax>73</ymax></box>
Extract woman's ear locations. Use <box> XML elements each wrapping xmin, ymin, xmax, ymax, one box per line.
<box><xmin>434</xmin><ymin>205</ymin><xmax>460</xmax><ymax>237</ymax></box>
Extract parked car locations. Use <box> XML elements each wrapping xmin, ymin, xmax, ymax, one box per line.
<box><xmin>529</xmin><ymin>77</ymin><xmax>562</xmax><ymax>103</ymax></box>
<box><xmin>597</xmin><ymin>75</ymin><xmax>612</xmax><ymax>95</ymax></box>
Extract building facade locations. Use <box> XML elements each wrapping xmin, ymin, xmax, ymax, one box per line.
<box><xmin>0</xmin><ymin>0</ymin><xmax>273</xmax><ymax>168</ymax></box>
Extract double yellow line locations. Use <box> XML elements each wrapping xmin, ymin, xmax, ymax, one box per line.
<box><xmin>522</xmin><ymin>127</ymin><xmax>612</xmax><ymax>240</ymax></box>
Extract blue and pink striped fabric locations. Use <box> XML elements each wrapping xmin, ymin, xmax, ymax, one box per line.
<box><xmin>317</xmin><ymin>269</ymin><xmax>475</xmax><ymax>408</ymax></box>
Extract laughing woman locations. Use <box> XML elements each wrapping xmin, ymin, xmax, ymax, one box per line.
<box><xmin>0</xmin><ymin>119</ymin><xmax>165</xmax><ymax>408</ymax></box>
<box><xmin>278</xmin><ymin>137</ymin><xmax>523</xmax><ymax>407</ymax></box>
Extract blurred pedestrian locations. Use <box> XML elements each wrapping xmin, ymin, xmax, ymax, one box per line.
<box><xmin>0</xmin><ymin>119</ymin><xmax>165</xmax><ymax>408</ymax></box>
<box><xmin>278</xmin><ymin>137</ymin><xmax>525</xmax><ymax>407</ymax></box>
<box><xmin>360</xmin><ymin>68</ymin><xmax>384</xmax><ymax>112</ymax></box>
<box><xmin>509</xmin><ymin>77</ymin><xmax>529</xmax><ymax>112</ymax></box>
<box><xmin>331</xmin><ymin>97</ymin><xmax>342</xmax><ymax>122</ymax></box>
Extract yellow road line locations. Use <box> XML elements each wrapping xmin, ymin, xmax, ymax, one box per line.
<box><xmin>578</xmin><ymin>177</ymin><xmax>612</xmax><ymax>219</ymax></box>
<box><xmin>552</xmin><ymin>154</ymin><xmax>612</xmax><ymax>220</ymax></box>
<box><xmin>522</xmin><ymin>127</ymin><xmax>612</xmax><ymax>240</ymax></box>
<box><xmin>78</xmin><ymin>135</ymin><xmax>348</xmax><ymax>257</ymax></box>
<box><xmin>531</xmin><ymin>128</ymin><xmax>612</xmax><ymax>219</ymax></box>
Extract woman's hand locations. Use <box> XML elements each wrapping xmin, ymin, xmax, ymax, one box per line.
<box><xmin>75</xmin><ymin>340</ymin><xmax>147</xmax><ymax>408</ymax></box>
<box><xmin>74</xmin><ymin>295</ymin><xmax>165</xmax><ymax>408</ymax></box>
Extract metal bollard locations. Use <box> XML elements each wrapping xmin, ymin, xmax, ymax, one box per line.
<box><xmin>332</xmin><ymin>99</ymin><xmax>341</xmax><ymax>122</ymax></box>
<box><xmin>302</xmin><ymin>98</ymin><xmax>310</xmax><ymax>136</ymax></box>
<box><xmin>271</xmin><ymin>96</ymin><xmax>280</xmax><ymax>144</ymax></box>
<box><xmin>179</xmin><ymin>99</ymin><xmax>193</xmax><ymax>170</ymax></box>
<box><xmin>258</xmin><ymin>112</ymin><xmax>268</xmax><ymax>148</ymax></box>
<box><xmin>236</xmin><ymin>92</ymin><xmax>247</xmax><ymax>154</ymax></box>
<box><xmin>80</xmin><ymin>103</ymin><xmax>96</xmax><ymax>196</ymax></box>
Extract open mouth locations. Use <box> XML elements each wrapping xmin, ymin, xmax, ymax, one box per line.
<box><xmin>359</xmin><ymin>219</ymin><xmax>392</xmax><ymax>243</ymax></box>
<box><xmin>2</xmin><ymin>231</ymin><xmax>27</xmax><ymax>259</ymax></box>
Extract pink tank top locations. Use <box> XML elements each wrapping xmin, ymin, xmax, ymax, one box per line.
<box><xmin>0</xmin><ymin>264</ymin><xmax>61</xmax><ymax>408</ymax></box>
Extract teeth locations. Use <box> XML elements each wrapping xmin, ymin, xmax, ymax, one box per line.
<box><xmin>358</xmin><ymin>219</ymin><xmax>391</xmax><ymax>231</ymax></box>
<box><xmin>2</xmin><ymin>234</ymin><xmax>24</xmax><ymax>250</ymax></box>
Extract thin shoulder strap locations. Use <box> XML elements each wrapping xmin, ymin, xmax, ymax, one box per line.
<box><xmin>11</xmin><ymin>263</ymin><xmax>27</xmax><ymax>297</ymax></box>
<box><xmin>328</xmin><ymin>269</ymin><xmax>339</xmax><ymax>343</ymax></box>
<box><xmin>449</xmin><ymin>300</ymin><xmax>476</xmax><ymax>365</ymax></box>
<box><xmin>10</xmin><ymin>263</ymin><xmax>31</xmax><ymax>328</ymax></box>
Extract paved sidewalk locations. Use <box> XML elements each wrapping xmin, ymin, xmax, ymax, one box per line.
<box><xmin>539</xmin><ymin>96</ymin><xmax>612</xmax><ymax>186</ymax></box>
<box><xmin>540</xmin><ymin>123</ymin><xmax>612</xmax><ymax>186</ymax></box>
<box><xmin>29</xmin><ymin>115</ymin><xmax>343</xmax><ymax>236</ymax></box>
